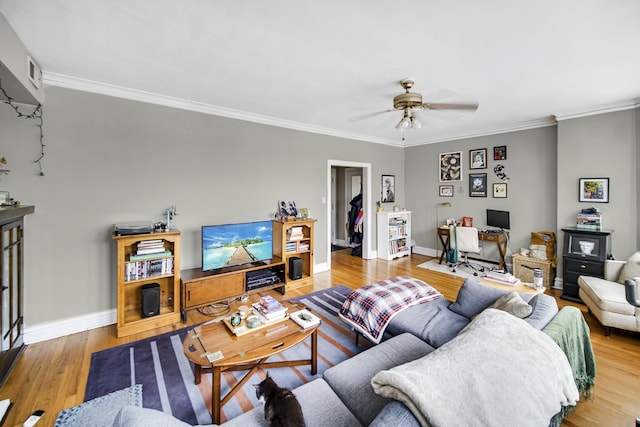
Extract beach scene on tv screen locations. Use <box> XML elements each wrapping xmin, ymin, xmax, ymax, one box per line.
<box><xmin>203</xmin><ymin>221</ymin><xmax>273</xmax><ymax>270</ymax></box>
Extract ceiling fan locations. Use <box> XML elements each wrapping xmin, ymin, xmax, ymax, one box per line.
<box><xmin>391</xmin><ymin>78</ymin><xmax>478</xmax><ymax>131</ymax></box>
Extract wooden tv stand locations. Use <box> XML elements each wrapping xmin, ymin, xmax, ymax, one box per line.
<box><xmin>180</xmin><ymin>259</ymin><xmax>285</xmax><ymax>321</ymax></box>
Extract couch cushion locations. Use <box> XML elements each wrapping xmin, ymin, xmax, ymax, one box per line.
<box><xmin>488</xmin><ymin>291</ymin><xmax>533</xmax><ymax>318</ymax></box>
<box><xmin>113</xmin><ymin>406</ymin><xmax>198</xmax><ymax>427</ymax></box>
<box><xmin>617</xmin><ymin>251</ymin><xmax>640</xmax><ymax>284</ymax></box>
<box><xmin>386</xmin><ymin>298</ymin><xmax>470</xmax><ymax>348</ymax></box>
<box><xmin>579</xmin><ymin>275</ymin><xmax>635</xmax><ymax>316</ymax></box>
<box><xmin>522</xmin><ymin>293</ymin><xmax>558</xmax><ymax>329</ymax></box>
<box><xmin>222</xmin><ymin>378</ymin><xmax>362</xmax><ymax>427</ymax></box>
<box><xmin>323</xmin><ymin>332</ymin><xmax>435</xmax><ymax>426</ymax></box>
<box><xmin>448</xmin><ymin>278</ymin><xmax>509</xmax><ymax>318</ymax></box>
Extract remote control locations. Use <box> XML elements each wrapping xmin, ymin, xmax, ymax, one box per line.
<box><xmin>23</xmin><ymin>410</ymin><xmax>44</xmax><ymax>427</ymax></box>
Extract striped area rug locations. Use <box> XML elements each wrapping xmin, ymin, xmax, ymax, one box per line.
<box><xmin>84</xmin><ymin>285</ymin><xmax>363</xmax><ymax>424</ymax></box>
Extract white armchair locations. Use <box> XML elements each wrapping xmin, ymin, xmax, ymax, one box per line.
<box><xmin>578</xmin><ymin>257</ymin><xmax>640</xmax><ymax>336</ymax></box>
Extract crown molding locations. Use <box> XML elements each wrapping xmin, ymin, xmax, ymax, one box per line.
<box><xmin>554</xmin><ymin>99</ymin><xmax>640</xmax><ymax>121</ymax></box>
<box><xmin>402</xmin><ymin>117</ymin><xmax>558</xmax><ymax>147</ymax></box>
<box><xmin>43</xmin><ymin>71</ymin><xmax>639</xmax><ymax>149</ymax></box>
<box><xmin>42</xmin><ymin>71</ymin><xmax>403</xmax><ymax>146</ymax></box>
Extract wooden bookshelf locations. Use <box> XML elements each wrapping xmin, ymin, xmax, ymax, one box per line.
<box><xmin>113</xmin><ymin>230</ymin><xmax>181</xmax><ymax>337</ymax></box>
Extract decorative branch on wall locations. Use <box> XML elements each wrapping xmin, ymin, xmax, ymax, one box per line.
<box><xmin>0</xmin><ymin>82</ymin><xmax>45</xmax><ymax>176</ymax></box>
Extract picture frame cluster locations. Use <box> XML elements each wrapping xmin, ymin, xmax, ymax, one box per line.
<box><xmin>438</xmin><ymin>145</ymin><xmax>508</xmax><ymax>198</ymax></box>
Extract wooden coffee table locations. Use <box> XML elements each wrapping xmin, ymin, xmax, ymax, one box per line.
<box><xmin>182</xmin><ymin>301</ymin><xmax>319</xmax><ymax>424</ymax></box>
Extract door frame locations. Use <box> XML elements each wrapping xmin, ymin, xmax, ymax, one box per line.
<box><xmin>326</xmin><ymin>160</ymin><xmax>373</xmax><ymax>269</ymax></box>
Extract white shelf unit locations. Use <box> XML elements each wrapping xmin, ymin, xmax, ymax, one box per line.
<box><xmin>377</xmin><ymin>210</ymin><xmax>411</xmax><ymax>260</ymax></box>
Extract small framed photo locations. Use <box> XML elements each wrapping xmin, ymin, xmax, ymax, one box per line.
<box><xmin>494</xmin><ymin>146</ymin><xmax>507</xmax><ymax>160</ymax></box>
<box><xmin>579</xmin><ymin>178</ymin><xmax>609</xmax><ymax>203</ymax></box>
<box><xmin>381</xmin><ymin>174</ymin><xmax>395</xmax><ymax>203</ymax></box>
<box><xmin>439</xmin><ymin>151</ymin><xmax>463</xmax><ymax>182</ymax></box>
<box><xmin>439</xmin><ymin>185</ymin><xmax>454</xmax><ymax>197</ymax></box>
<box><xmin>469</xmin><ymin>148</ymin><xmax>487</xmax><ymax>169</ymax></box>
<box><xmin>298</xmin><ymin>208</ymin><xmax>310</xmax><ymax>219</ymax></box>
<box><xmin>493</xmin><ymin>183</ymin><xmax>507</xmax><ymax>198</ymax></box>
<box><xmin>469</xmin><ymin>173</ymin><xmax>487</xmax><ymax>197</ymax></box>
<box><xmin>0</xmin><ymin>191</ymin><xmax>9</xmax><ymax>206</ymax></box>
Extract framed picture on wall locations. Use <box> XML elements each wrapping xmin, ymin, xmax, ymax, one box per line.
<box><xmin>469</xmin><ymin>173</ymin><xmax>487</xmax><ymax>197</ymax></box>
<box><xmin>439</xmin><ymin>151</ymin><xmax>462</xmax><ymax>182</ymax></box>
<box><xmin>469</xmin><ymin>148</ymin><xmax>487</xmax><ymax>169</ymax></box>
<box><xmin>493</xmin><ymin>183</ymin><xmax>507</xmax><ymax>198</ymax></box>
<box><xmin>494</xmin><ymin>146</ymin><xmax>507</xmax><ymax>160</ymax></box>
<box><xmin>579</xmin><ymin>178</ymin><xmax>609</xmax><ymax>203</ymax></box>
<box><xmin>381</xmin><ymin>174</ymin><xmax>395</xmax><ymax>203</ymax></box>
<box><xmin>439</xmin><ymin>185</ymin><xmax>454</xmax><ymax>197</ymax></box>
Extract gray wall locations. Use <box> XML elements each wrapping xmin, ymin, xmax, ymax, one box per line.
<box><xmin>557</xmin><ymin>109</ymin><xmax>639</xmax><ymax>262</ymax></box>
<box><xmin>1</xmin><ymin>86</ymin><xmax>403</xmax><ymax>327</ymax></box>
<box><xmin>405</xmin><ymin>126</ymin><xmax>558</xmax><ymax>263</ymax></box>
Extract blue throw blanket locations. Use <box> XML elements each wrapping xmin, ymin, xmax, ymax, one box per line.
<box><xmin>339</xmin><ymin>276</ymin><xmax>442</xmax><ymax>343</ymax></box>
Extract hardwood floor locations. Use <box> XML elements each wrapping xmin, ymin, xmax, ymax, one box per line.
<box><xmin>1</xmin><ymin>250</ymin><xmax>638</xmax><ymax>426</ymax></box>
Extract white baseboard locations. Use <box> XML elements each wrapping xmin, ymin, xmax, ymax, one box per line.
<box><xmin>553</xmin><ymin>277</ymin><xmax>563</xmax><ymax>289</ymax></box>
<box><xmin>24</xmin><ymin>309</ymin><xmax>116</xmax><ymax>345</ymax></box>
<box><xmin>24</xmin><ymin>262</ymin><xmax>334</xmax><ymax>345</ymax></box>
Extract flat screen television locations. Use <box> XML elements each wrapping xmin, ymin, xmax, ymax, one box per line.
<box><xmin>486</xmin><ymin>209</ymin><xmax>510</xmax><ymax>230</ymax></box>
<box><xmin>202</xmin><ymin>220</ymin><xmax>273</xmax><ymax>272</ymax></box>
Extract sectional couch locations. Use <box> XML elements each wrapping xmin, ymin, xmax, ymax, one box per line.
<box><xmin>113</xmin><ymin>278</ymin><xmax>564</xmax><ymax>427</ymax></box>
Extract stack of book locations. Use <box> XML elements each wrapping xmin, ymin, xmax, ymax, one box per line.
<box><xmin>483</xmin><ymin>270</ymin><xmax>521</xmax><ymax>286</ymax></box>
<box><xmin>576</xmin><ymin>212</ymin><xmax>603</xmax><ymax>230</ymax></box>
<box><xmin>130</xmin><ymin>240</ymin><xmax>170</xmax><ymax>260</ymax></box>
<box><xmin>286</xmin><ymin>242</ymin><xmax>297</xmax><ymax>253</ymax></box>
<box><xmin>252</xmin><ymin>296</ymin><xmax>288</xmax><ymax>323</ymax></box>
<box><xmin>287</xmin><ymin>227</ymin><xmax>304</xmax><ymax>241</ymax></box>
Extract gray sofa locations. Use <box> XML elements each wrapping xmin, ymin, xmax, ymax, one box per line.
<box><xmin>113</xmin><ymin>278</ymin><xmax>559</xmax><ymax>427</ymax></box>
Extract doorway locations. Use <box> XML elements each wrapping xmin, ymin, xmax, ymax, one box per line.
<box><xmin>327</xmin><ymin>160</ymin><xmax>373</xmax><ymax>270</ymax></box>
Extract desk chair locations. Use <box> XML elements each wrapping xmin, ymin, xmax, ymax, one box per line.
<box><xmin>449</xmin><ymin>226</ymin><xmax>484</xmax><ymax>276</ymax></box>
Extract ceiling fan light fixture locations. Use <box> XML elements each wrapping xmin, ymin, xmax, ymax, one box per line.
<box><xmin>411</xmin><ymin>116</ymin><xmax>422</xmax><ymax>129</ymax></box>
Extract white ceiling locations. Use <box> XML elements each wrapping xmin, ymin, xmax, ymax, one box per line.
<box><xmin>2</xmin><ymin>0</ymin><xmax>640</xmax><ymax>147</ymax></box>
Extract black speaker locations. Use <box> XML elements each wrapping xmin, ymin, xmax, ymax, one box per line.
<box><xmin>141</xmin><ymin>283</ymin><xmax>161</xmax><ymax>318</ymax></box>
<box><xmin>289</xmin><ymin>257</ymin><xmax>302</xmax><ymax>280</ymax></box>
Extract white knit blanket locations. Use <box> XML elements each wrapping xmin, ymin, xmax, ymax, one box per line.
<box><xmin>371</xmin><ymin>309</ymin><xmax>579</xmax><ymax>427</ymax></box>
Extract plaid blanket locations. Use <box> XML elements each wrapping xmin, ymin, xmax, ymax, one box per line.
<box><xmin>339</xmin><ymin>276</ymin><xmax>442</xmax><ymax>344</ymax></box>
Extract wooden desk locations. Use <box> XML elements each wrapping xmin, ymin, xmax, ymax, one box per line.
<box><xmin>437</xmin><ymin>227</ymin><xmax>508</xmax><ymax>270</ymax></box>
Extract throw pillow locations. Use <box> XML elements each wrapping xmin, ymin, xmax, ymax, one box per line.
<box><xmin>449</xmin><ymin>278</ymin><xmax>508</xmax><ymax>319</ymax></box>
<box><xmin>488</xmin><ymin>292</ymin><xmax>533</xmax><ymax>318</ymax></box>
<box><xmin>617</xmin><ymin>251</ymin><xmax>640</xmax><ymax>284</ymax></box>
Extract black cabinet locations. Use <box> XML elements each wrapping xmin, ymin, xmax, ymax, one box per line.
<box><xmin>0</xmin><ymin>206</ymin><xmax>34</xmax><ymax>385</ymax></box>
<box><xmin>561</xmin><ymin>227</ymin><xmax>613</xmax><ymax>303</ymax></box>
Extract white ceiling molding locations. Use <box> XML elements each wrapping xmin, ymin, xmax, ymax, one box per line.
<box><xmin>44</xmin><ymin>71</ymin><xmax>639</xmax><ymax>148</ymax></box>
<box><xmin>554</xmin><ymin>99</ymin><xmax>640</xmax><ymax>122</ymax></box>
<box><xmin>43</xmin><ymin>71</ymin><xmax>403</xmax><ymax>147</ymax></box>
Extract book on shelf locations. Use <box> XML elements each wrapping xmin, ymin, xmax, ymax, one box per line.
<box><xmin>483</xmin><ymin>270</ymin><xmax>521</xmax><ymax>286</ymax></box>
<box><xmin>135</xmin><ymin>246</ymin><xmax>167</xmax><ymax>255</ymax></box>
<box><xmin>287</xmin><ymin>226</ymin><xmax>304</xmax><ymax>241</ymax></box>
<box><xmin>137</xmin><ymin>239</ymin><xmax>164</xmax><ymax>247</ymax></box>
<box><xmin>124</xmin><ymin>257</ymin><xmax>173</xmax><ymax>281</ymax></box>
<box><xmin>290</xmin><ymin>309</ymin><xmax>321</xmax><ymax>329</ymax></box>
<box><xmin>129</xmin><ymin>250</ymin><xmax>171</xmax><ymax>261</ymax></box>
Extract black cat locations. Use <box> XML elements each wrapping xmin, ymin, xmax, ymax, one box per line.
<box><xmin>253</xmin><ymin>373</ymin><xmax>306</xmax><ymax>427</ymax></box>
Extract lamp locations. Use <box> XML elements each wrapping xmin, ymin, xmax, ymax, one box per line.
<box><xmin>395</xmin><ymin>108</ymin><xmax>422</xmax><ymax>130</ymax></box>
<box><xmin>436</xmin><ymin>202</ymin><xmax>453</xmax><ymax>258</ymax></box>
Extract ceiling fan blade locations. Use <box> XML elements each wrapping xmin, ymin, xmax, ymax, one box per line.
<box><xmin>422</xmin><ymin>102</ymin><xmax>479</xmax><ymax>112</ymax></box>
<box><xmin>348</xmin><ymin>109</ymin><xmax>395</xmax><ymax>123</ymax></box>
